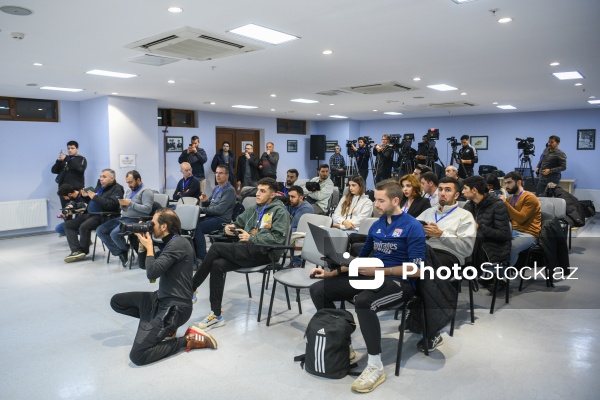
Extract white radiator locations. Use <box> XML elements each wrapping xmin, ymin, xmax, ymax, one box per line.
<box><xmin>0</xmin><ymin>199</ymin><xmax>48</xmax><ymax>232</ymax></box>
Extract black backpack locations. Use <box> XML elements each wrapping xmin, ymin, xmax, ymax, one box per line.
<box><xmin>294</xmin><ymin>309</ymin><xmax>357</xmax><ymax>379</ymax></box>
<box><xmin>231</xmin><ymin>201</ymin><xmax>245</xmax><ymax>221</ymax></box>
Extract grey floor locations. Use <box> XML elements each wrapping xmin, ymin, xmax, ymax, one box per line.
<box><xmin>2</xmin><ymin>218</ymin><xmax>600</xmax><ymax>400</ymax></box>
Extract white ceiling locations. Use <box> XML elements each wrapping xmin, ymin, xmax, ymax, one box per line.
<box><xmin>1</xmin><ymin>0</ymin><xmax>599</xmax><ymax>121</ymax></box>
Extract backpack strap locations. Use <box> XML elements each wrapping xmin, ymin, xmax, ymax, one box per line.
<box><xmin>294</xmin><ymin>354</ymin><xmax>305</xmax><ymax>370</ymax></box>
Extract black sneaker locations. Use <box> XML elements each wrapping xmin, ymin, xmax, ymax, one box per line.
<box><xmin>118</xmin><ymin>252</ymin><xmax>128</xmax><ymax>268</ymax></box>
<box><xmin>416</xmin><ymin>333</ymin><xmax>443</xmax><ymax>352</ymax></box>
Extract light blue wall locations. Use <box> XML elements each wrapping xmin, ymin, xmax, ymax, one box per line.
<box><xmin>80</xmin><ymin>97</ymin><xmax>109</xmax><ymax>185</ymax></box>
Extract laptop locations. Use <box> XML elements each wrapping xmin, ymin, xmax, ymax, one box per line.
<box><xmin>308</xmin><ymin>223</ymin><xmax>354</xmax><ymax>266</ymax></box>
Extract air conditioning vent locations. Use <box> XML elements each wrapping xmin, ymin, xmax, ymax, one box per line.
<box><xmin>341</xmin><ymin>81</ymin><xmax>414</xmax><ymax>95</ymax></box>
<box><xmin>127</xmin><ymin>54</ymin><xmax>181</xmax><ymax>66</ymax></box>
<box><xmin>125</xmin><ymin>27</ymin><xmax>263</xmax><ymax>61</ymax></box>
<box><xmin>429</xmin><ymin>102</ymin><xmax>475</xmax><ymax>108</ymax></box>
<box><xmin>316</xmin><ymin>90</ymin><xmax>352</xmax><ymax>96</ymax></box>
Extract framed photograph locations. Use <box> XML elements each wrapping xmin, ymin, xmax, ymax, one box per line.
<box><xmin>287</xmin><ymin>140</ymin><xmax>297</xmax><ymax>152</ymax></box>
<box><xmin>470</xmin><ymin>136</ymin><xmax>488</xmax><ymax>150</ymax></box>
<box><xmin>241</xmin><ymin>141</ymin><xmax>254</xmax><ymax>153</ymax></box>
<box><xmin>326</xmin><ymin>140</ymin><xmax>339</xmax><ymax>153</ymax></box>
<box><xmin>577</xmin><ymin>129</ymin><xmax>596</xmax><ymax>150</ymax></box>
<box><xmin>165</xmin><ymin>136</ymin><xmax>183</xmax><ymax>152</ymax></box>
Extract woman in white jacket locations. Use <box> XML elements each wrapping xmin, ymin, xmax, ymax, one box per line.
<box><xmin>332</xmin><ymin>175</ymin><xmax>373</xmax><ymax>232</ymax></box>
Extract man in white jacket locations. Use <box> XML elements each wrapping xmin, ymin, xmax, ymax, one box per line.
<box><xmin>303</xmin><ymin>164</ymin><xmax>334</xmax><ymax>215</ymax></box>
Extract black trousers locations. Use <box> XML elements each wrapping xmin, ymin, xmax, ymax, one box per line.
<box><xmin>310</xmin><ymin>275</ymin><xmax>415</xmax><ymax>355</ymax></box>
<box><xmin>64</xmin><ymin>214</ymin><xmax>102</xmax><ymax>254</ymax></box>
<box><xmin>192</xmin><ymin>242</ymin><xmax>271</xmax><ymax>314</ymax></box>
<box><xmin>110</xmin><ymin>291</ymin><xmax>192</xmax><ymax>366</ymax></box>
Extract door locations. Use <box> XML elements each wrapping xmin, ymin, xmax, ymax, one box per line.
<box><xmin>216</xmin><ymin>128</ymin><xmax>261</xmax><ymax>188</ymax></box>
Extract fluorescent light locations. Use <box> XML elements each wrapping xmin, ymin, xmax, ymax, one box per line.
<box><xmin>588</xmin><ymin>100</ymin><xmax>600</xmax><ymax>105</ymax></box>
<box><xmin>552</xmin><ymin>71</ymin><xmax>584</xmax><ymax>80</ymax></box>
<box><xmin>210</xmin><ymin>102</ymin><xmax>216</xmax><ymax>105</ymax></box>
<box><xmin>413</xmin><ymin>77</ymin><xmax>421</xmax><ymax>81</ymax></box>
<box><xmin>231</xmin><ymin>105</ymin><xmax>258</xmax><ymax>109</ymax></box>
<box><xmin>40</xmin><ymin>86</ymin><xmax>83</xmax><ymax>92</ymax></box>
<box><xmin>168</xmin><ymin>80</ymin><xmax>175</xmax><ymax>84</ymax></box>
<box><xmin>271</xmin><ymin>109</ymin><xmax>276</xmax><ymax>111</ymax></box>
<box><xmin>589</xmin><ymin>96</ymin><xmax>596</xmax><ymax>99</ymax></box>
<box><xmin>33</xmin><ymin>62</ymin><xmax>43</xmax><ymax>66</ymax></box>
<box><xmin>316</xmin><ymin>114</ymin><xmax>321</xmax><ymax>116</ymax></box>
<box><xmin>86</xmin><ymin>69</ymin><xmax>137</xmax><ymax>78</ymax></box>
<box><xmin>322</xmin><ymin>50</ymin><xmax>333</xmax><ymax>55</ymax></box>
<box><xmin>111</xmin><ymin>92</ymin><xmax>118</xmax><ymax>95</ymax></box>
<box><xmin>384</xmin><ymin>112</ymin><xmax>403</xmax><ymax>115</ymax></box>
<box><xmin>427</xmin><ymin>84</ymin><xmax>458</xmax><ymax>91</ymax></box>
<box><xmin>575</xmin><ymin>83</ymin><xmax>583</xmax><ymax>86</ymax></box>
<box><xmin>372</xmin><ymin>110</ymin><xmax>378</xmax><ymax>112</ymax></box>
<box><xmin>228</xmin><ymin>24</ymin><xmax>299</xmax><ymax>45</ymax></box>
<box><xmin>452</xmin><ymin>0</ymin><xmax>478</xmax><ymax>3</ymax></box>
<box><xmin>497</xmin><ymin>105</ymin><xmax>516</xmax><ymax>110</ymax></box>
<box><xmin>492</xmin><ymin>102</ymin><xmax>499</xmax><ymax>105</ymax></box>
<box><xmin>168</xmin><ymin>7</ymin><xmax>183</xmax><ymax>13</ymax></box>
<box><xmin>291</xmin><ymin>98</ymin><xmax>319</xmax><ymax>104</ymax></box>
<box><xmin>329</xmin><ymin>115</ymin><xmax>348</xmax><ymax>119</ymax></box>
<box><xmin>329</xmin><ymin>103</ymin><xmax>334</xmax><ymax>106</ymax></box>
<box><xmin>550</xmin><ymin>62</ymin><xmax>560</xmax><ymax>66</ymax></box>
<box><xmin>498</xmin><ymin>17</ymin><xmax>513</xmax><ymax>23</ymax></box>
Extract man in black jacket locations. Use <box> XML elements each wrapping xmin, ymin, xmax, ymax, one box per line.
<box><xmin>63</xmin><ymin>169</ymin><xmax>124</xmax><ymax>262</ymax></box>
<box><xmin>236</xmin><ymin>143</ymin><xmax>260</xmax><ymax>189</ymax></box>
<box><xmin>51</xmin><ymin>140</ymin><xmax>87</xmax><ymax>208</ymax></box>
<box><xmin>536</xmin><ymin>135</ymin><xmax>567</xmax><ymax>196</ymax></box>
<box><xmin>373</xmin><ymin>135</ymin><xmax>394</xmax><ymax>182</ymax></box>
<box><xmin>457</xmin><ymin>135</ymin><xmax>478</xmax><ymax>178</ymax></box>
<box><xmin>111</xmin><ymin>208</ymin><xmax>217</xmax><ymax>366</ymax></box>
<box><xmin>178</xmin><ymin>136</ymin><xmax>208</xmax><ymax>194</ymax></box>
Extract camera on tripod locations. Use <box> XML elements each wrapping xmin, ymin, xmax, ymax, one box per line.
<box><xmin>447</xmin><ymin>136</ymin><xmax>459</xmax><ymax>147</ymax></box>
<box><xmin>516</xmin><ymin>137</ymin><xmax>535</xmax><ymax>156</ymax></box>
<box><xmin>362</xmin><ymin>136</ymin><xmax>374</xmax><ymax>147</ymax></box>
<box><xmin>389</xmin><ymin>134</ymin><xmax>401</xmax><ymax>150</ymax></box>
<box><xmin>427</xmin><ymin>128</ymin><xmax>440</xmax><ymax>141</ymax></box>
<box><xmin>119</xmin><ymin>221</ymin><xmax>155</xmax><ymax>234</ymax></box>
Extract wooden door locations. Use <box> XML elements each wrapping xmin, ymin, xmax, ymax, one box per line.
<box><xmin>215</xmin><ymin>127</ymin><xmax>261</xmax><ymax>186</ymax></box>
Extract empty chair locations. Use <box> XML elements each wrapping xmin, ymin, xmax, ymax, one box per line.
<box><xmin>174</xmin><ymin>204</ymin><xmax>200</xmax><ymax>257</ymax></box>
<box><xmin>154</xmin><ymin>193</ymin><xmax>169</xmax><ymax>208</ymax></box>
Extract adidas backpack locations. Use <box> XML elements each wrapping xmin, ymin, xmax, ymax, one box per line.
<box><xmin>296</xmin><ymin>308</ymin><xmax>356</xmax><ymax>379</ymax></box>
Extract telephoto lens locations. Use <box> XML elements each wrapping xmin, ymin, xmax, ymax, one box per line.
<box><xmin>119</xmin><ymin>221</ymin><xmax>155</xmax><ymax>234</ymax></box>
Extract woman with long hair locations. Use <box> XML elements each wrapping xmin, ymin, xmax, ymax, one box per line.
<box><xmin>485</xmin><ymin>173</ymin><xmax>508</xmax><ymax>198</ymax></box>
<box><xmin>332</xmin><ymin>175</ymin><xmax>373</xmax><ymax>232</ymax></box>
<box><xmin>399</xmin><ymin>174</ymin><xmax>431</xmax><ymax>217</ymax></box>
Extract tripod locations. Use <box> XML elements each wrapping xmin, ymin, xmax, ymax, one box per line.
<box><xmin>345</xmin><ymin>152</ymin><xmax>358</xmax><ymax>187</ymax></box>
<box><xmin>450</xmin><ymin>145</ymin><xmax>468</xmax><ymax>177</ymax></box>
<box><xmin>518</xmin><ymin>153</ymin><xmax>537</xmax><ymax>192</ymax></box>
<box><xmin>396</xmin><ymin>150</ymin><xmax>415</xmax><ymax>177</ymax></box>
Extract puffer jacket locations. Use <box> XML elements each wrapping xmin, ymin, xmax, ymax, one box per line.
<box><xmin>543</xmin><ymin>186</ymin><xmax>585</xmax><ymax>227</ymax></box>
<box><xmin>464</xmin><ymin>194</ymin><xmax>511</xmax><ymax>264</ymax></box>
<box><xmin>538</xmin><ymin>212</ymin><xmax>570</xmax><ymax>273</ymax></box>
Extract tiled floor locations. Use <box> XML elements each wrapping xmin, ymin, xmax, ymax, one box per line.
<box><xmin>1</xmin><ymin>219</ymin><xmax>599</xmax><ymax>399</ymax></box>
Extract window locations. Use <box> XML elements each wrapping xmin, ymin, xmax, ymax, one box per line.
<box><xmin>0</xmin><ymin>97</ymin><xmax>59</xmax><ymax>122</ymax></box>
<box><xmin>277</xmin><ymin>118</ymin><xmax>306</xmax><ymax>134</ymax></box>
<box><xmin>158</xmin><ymin>108</ymin><xmax>195</xmax><ymax>127</ymax></box>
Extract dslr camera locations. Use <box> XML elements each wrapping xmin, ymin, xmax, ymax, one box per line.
<box><xmin>61</xmin><ymin>201</ymin><xmax>87</xmax><ymax>216</ymax></box>
<box><xmin>362</xmin><ymin>136</ymin><xmax>374</xmax><ymax>147</ymax></box>
<box><xmin>119</xmin><ymin>221</ymin><xmax>155</xmax><ymax>234</ymax></box>
<box><xmin>305</xmin><ymin>181</ymin><xmax>321</xmax><ymax>192</ymax></box>
<box><xmin>447</xmin><ymin>136</ymin><xmax>459</xmax><ymax>147</ymax></box>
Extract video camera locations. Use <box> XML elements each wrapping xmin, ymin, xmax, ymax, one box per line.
<box><xmin>362</xmin><ymin>136</ymin><xmax>374</xmax><ymax>147</ymax></box>
<box><xmin>305</xmin><ymin>181</ymin><xmax>321</xmax><ymax>192</ymax></box>
<box><xmin>119</xmin><ymin>221</ymin><xmax>155</xmax><ymax>234</ymax></box>
<box><xmin>395</xmin><ymin>133</ymin><xmax>415</xmax><ymax>154</ymax></box>
<box><xmin>447</xmin><ymin>136</ymin><xmax>459</xmax><ymax>147</ymax></box>
<box><xmin>346</xmin><ymin>139</ymin><xmax>357</xmax><ymax>156</ymax></box>
<box><xmin>516</xmin><ymin>137</ymin><xmax>535</xmax><ymax>156</ymax></box>
<box><xmin>427</xmin><ymin>128</ymin><xmax>440</xmax><ymax>141</ymax></box>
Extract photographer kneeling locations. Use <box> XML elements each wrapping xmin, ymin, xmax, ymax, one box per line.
<box><xmin>110</xmin><ymin>208</ymin><xmax>217</xmax><ymax>366</ymax></box>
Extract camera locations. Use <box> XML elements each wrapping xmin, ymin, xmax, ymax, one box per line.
<box><xmin>306</xmin><ymin>181</ymin><xmax>321</xmax><ymax>192</ymax></box>
<box><xmin>516</xmin><ymin>137</ymin><xmax>535</xmax><ymax>156</ymax></box>
<box><xmin>346</xmin><ymin>139</ymin><xmax>357</xmax><ymax>147</ymax></box>
<box><xmin>61</xmin><ymin>201</ymin><xmax>86</xmax><ymax>216</ymax></box>
<box><xmin>447</xmin><ymin>136</ymin><xmax>459</xmax><ymax>147</ymax></box>
<box><xmin>362</xmin><ymin>136</ymin><xmax>374</xmax><ymax>147</ymax></box>
<box><xmin>275</xmin><ymin>194</ymin><xmax>290</xmax><ymax>207</ymax></box>
<box><xmin>427</xmin><ymin>129</ymin><xmax>440</xmax><ymax>141</ymax></box>
<box><xmin>119</xmin><ymin>221</ymin><xmax>155</xmax><ymax>234</ymax></box>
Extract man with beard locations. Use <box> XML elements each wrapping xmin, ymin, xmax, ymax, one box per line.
<box><xmin>279</xmin><ymin>169</ymin><xmax>299</xmax><ymax>195</ymax></box>
<box><xmin>457</xmin><ymin>135</ymin><xmax>478</xmax><ymax>178</ymax></box>
<box><xmin>286</xmin><ymin>186</ymin><xmax>314</xmax><ymax>232</ymax></box>
<box><xmin>236</xmin><ymin>143</ymin><xmax>260</xmax><ymax>190</ymax></box>
<box><xmin>51</xmin><ymin>140</ymin><xmax>87</xmax><ymax>208</ymax></box>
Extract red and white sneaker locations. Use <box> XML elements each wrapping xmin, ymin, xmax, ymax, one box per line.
<box><xmin>184</xmin><ymin>326</ymin><xmax>218</xmax><ymax>351</ymax></box>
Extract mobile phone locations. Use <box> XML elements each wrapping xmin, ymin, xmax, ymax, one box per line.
<box><xmin>494</xmin><ymin>190</ymin><xmax>502</xmax><ymax>195</ymax></box>
<box><xmin>419</xmin><ymin>220</ymin><xmax>428</xmax><ymax>226</ymax></box>
<box><xmin>84</xmin><ymin>186</ymin><xmax>95</xmax><ymax>192</ymax></box>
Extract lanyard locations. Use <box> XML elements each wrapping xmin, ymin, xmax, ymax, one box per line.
<box><xmin>402</xmin><ymin>199</ymin><xmax>411</xmax><ymax>213</ymax></box>
<box><xmin>181</xmin><ymin>177</ymin><xmax>192</xmax><ymax>191</ymax></box>
<box><xmin>212</xmin><ymin>184</ymin><xmax>225</xmax><ymax>201</ymax></box>
<box><xmin>96</xmin><ymin>186</ymin><xmax>105</xmax><ymax>195</ymax></box>
<box><xmin>288</xmin><ymin>206</ymin><xmax>297</xmax><ymax>220</ymax></box>
<box><xmin>283</xmin><ymin>186</ymin><xmax>288</xmax><ymax>196</ymax></box>
<box><xmin>510</xmin><ymin>190</ymin><xmax>524</xmax><ymax>207</ymax></box>
<box><xmin>435</xmin><ymin>206</ymin><xmax>458</xmax><ymax>224</ymax></box>
<box><xmin>129</xmin><ymin>184</ymin><xmax>144</xmax><ymax>199</ymax></box>
<box><xmin>254</xmin><ymin>204</ymin><xmax>268</xmax><ymax>230</ymax></box>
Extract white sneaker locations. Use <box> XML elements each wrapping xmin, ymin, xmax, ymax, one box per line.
<box><xmin>195</xmin><ymin>311</ymin><xmax>226</xmax><ymax>330</ymax></box>
<box><xmin>351</xmin><ymin>364</ymin><xmax>386</xmax><ymax>393</ymax></box>
<box><xmin>349</xmin><ymin>345</ymin><xmax>365</xmax><ymax>364</ymax></box>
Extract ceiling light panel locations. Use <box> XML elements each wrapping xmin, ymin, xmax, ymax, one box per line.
<box><xmin>231</xmin><ymin>105</ymin><xmax>258</xmax><ymax>109</ymax></box>
<box><xmin>497</xmin><ymin>105</ymin><xmax>516</xmax><ymax>109</ymax></box>
<box><xmin>588</xmin><ymin>100</ymin><xmax>600</xmax><ymax>105</ymax></box>
<box><xmin>291</xmin><ymin>98</ymin><xmax>319</xmax><ymax>103</ymax></box>
<box><xmin>452</xmin><ymin>0</ymin><xmax>479</xmax><ymax>4</ymax></box>
<box><xmin>40</xmin><ymin>86</ymin><xmax>83</xmax><ymax>92</ymax></box>
<box><xmin>228</xmin><ymin>24</ymin><xmax>299</xmax><ymax>45</ymax></box>
<box><xmin>329</xmin><ymin>115</ymin><xmax>348</xmax><ymax>119</ymax></box>
<box><xmin>427</xmin><ymin>84</ymin><xmax>458</xmax><ymax>91</ymax></box>
<box><xmin>86</xmin><ymin>69</ymin><xmax>137</xmax><ymax>78</ymax></box>
<box><xmin>552</xmin><ymin>71</ymin><xmax>584</xmax><ymax>80</ymax></box>
<box><xmin>384</xmin><ymin>112</ymin><xmax>403</xmax><ymax>115</ymax></box>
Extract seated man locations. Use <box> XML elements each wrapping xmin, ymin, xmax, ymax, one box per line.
<box><xmin>55</xmin><ymin>183</ymin><xmax>86</xmax><ymax>237</ymax></box>
<box><xmin>417</xmin><ymin>177</ymin><xmax>476</xmax><ymax>267</ymax></box>
<box><xmin>279</xmin><ymin>168</ymin><xmax>299</xmax><ymax>195</ymax></box>
<box><xmin>191</xmin><ymin>178</ymin><xmax>289</xmax><ymax>329</ymax></box>
<box><xmin>64</xmin><ymin>169</ymin><xmax>124</xmax><ymax>262</ymax></box>
<box><xmin>499</xmin><ymin>171</ymin><xmax>541</xmax><ymax>266</ymax></box>
<box><xmin>287</xmin><ymin>185</ymin><xmax>314</xmax><ymax>232</ymax></box>
<box><xmin>173</xmin><ymin>162</ymin><xmax>201</xmax><ymax>202</ymax></box>
<box><xmin>309</xmin><ymin>179</ymin><xmax>425</xmax><ymax>393</ymax></box>
<box><xmin>420</xmin><ymin>171</ymin><xmax>439</xmax><ymax>208</ymax></box>
<box><xmin>194</xmin><ymin>165</ymin><xmax>237</xmax><ymax>264</ymax></box>
<box><xmin>303</xmin><ymin>164</ymin><xmax>334</xmax><ymax>215</ymax></box>
<box><xmin>110</xmin><ymin>208</ymin><xmax>217</xmax><ymax>366</ymax></box>
<box><xmin>462</xmin><ymin>175</ymin><xmax>512</xmax><ymax>288</ymax></box>
<box><xmin>96</xmin><ymin>170</ymin><xmax>154</xmax><ymax>267</ymax></box>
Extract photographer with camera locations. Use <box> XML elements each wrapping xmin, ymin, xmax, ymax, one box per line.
<box><xmin>178</xmin><ymin>136</ymin><xmax>208</xmax><ymax>194</ymax></box>
<box><xmin>51</xmin><ymin>140</ymin><xmax>87</xmax><ymax>208</ymax></box>
<box><xmin>350</xmin><ymin>137</ymin><xmax>371</xmax><ymax>183</ymax></box>
<box><xmin>329</xmin><ymin>145</ymin><xmax>346</xmax><ymax>190</ymax></box>
<box><xmin>111</xmin><ymin>208</ymin><xmax>217</xmax><ymax>366</ymax></box>
<box><xmin>373</xmin><ymin>134</ymin><xmax>394</xmax><ymax>182</ymax></box>
<box><xmin>303</xmin><ymin>164</ymin><xmax>334</xmax><ymax>215</ymax></box>
<box><xmin>96</xmin><ymin>170</ymin><xmax>153</xmax><ymax>267</ymax></box>
<box><xmin>55</xmin><ymin>184</ymin><xmax>86</xmax><ymax>237</ymax></box>
<box><xmin>536</xmin><ymin>135</ymin><xmax>567</xmax><ymax>196</ymax></box>
<box><xmin>456</xmin><ymin>135</ymin><xmax>478</xmax><ymax>178</ymax></box>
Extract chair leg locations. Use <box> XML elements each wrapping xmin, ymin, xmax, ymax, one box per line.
<box><xmin>421</xmin><ymin>305</ymin><xmax>429</xmax><ymax>357</ymax></box>
<box><xmin>296</xmin><ymin>288</ymin><xmax>302</xmax><ymax>314</ymax></box>
<box><xmin>394</xmin><ymin>309</ymin><xmax>400</xmax><ymax>320</ymax></box>
<box><xmin>505</xmin><ymin>278</ymin><xmax>510</xmax><ymax>304</ymax></box>
<box><xmin>284</xmin><ymin>286</ymin><xmax>291</xmax><ymax>310</ymax></box>
<box><xmin>396</xmin><ymin>307</ymin><xmax>407</xmax><ymax>376</ymax></box>
<box><xmin>265</xmin><ymin>270</ymin><xmax>271</xmax><ymax>290</ymax></box>
<box><xmin>568</xmin><ymin>224</ymin><xmax>572</xmax><ymax>249</ymax></box>
<box><xmin>490</xmin><ymin>278</ymin><xmax>499</xmax><ymax>314</ymax></box>
<box><xmin>266</xmin><ymin>280</ymin><xmax>278</xmax><ymax>327</ymax></box>
<box><xmin>468</xmin><ymin>280</ymin><xmax>475</xmax><ymax>323</ymax></box>
<box><xmin>92</xmin><ymin>234</ymin><xmax>97</xmax><ymax>261</ymax></box>
<box><xmin>257</xmin><ymin>270</ymin><xmax>268</xmax><ymax>322</ymax></box>
<box><xmin>246</xmin><ymin>274</ymin><xmax>252</xmax><ymax>298</ymax></box>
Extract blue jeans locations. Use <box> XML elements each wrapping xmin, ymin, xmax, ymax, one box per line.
<box><xmin>194</xmin><ymin>216</ymin><xmax>227</xmax><ymax>260</ymax></box>
<box><xmin>96</xmin><ymin>217</ymin><xmax>138</xmax><ymax>256</ymax></box>
<box><xmin>510</xmin><ymin>230</ymin><xmax>536</xmax><ymax>266</ymax></box>
<box><xmin>55</xmin><ymin>222</ymin><xmax>66</xmax><ymax>236</ymax></box>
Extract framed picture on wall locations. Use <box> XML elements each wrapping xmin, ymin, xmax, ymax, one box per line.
<box><xmin>165</xmin><ymin>136</ymin><xmax>183</xmax><ymax>152</ymax></box>
<box><xmin>577</xmin><ymin>129</ymin><xmax>595</xmax><ymax>150</ymax></box>
<box><xmin>287</xmin><ymin>140</ymin><xmax>298</xmax><ymax>152</ymax></box>
<box><xmin>241</xmin><ymin>141</ymin><xmax>254</xmax><ymax>153</ymax></box>
<box><xmin>326</xmin><ymin>140</ymin><xmax>338</xmax><ymax>152</ymax></box>
<box><xmin>470</xmin><ymin>136</ymin><xmax>488</xmax><ymax>150</ymax></box>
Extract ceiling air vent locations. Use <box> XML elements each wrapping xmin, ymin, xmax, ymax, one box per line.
<box><xmin>127</xmin><ymin>54</ymin><xmax>181</xmax><ymax>66</ymax></box>
<box><xmin>429</xmin><ymin>102</ymin><xmax>475</xmax><ymax>108</ymax></box>
<box><xmin>340</xmin><ymin>81</ymin><xmax>414</xmax><ymax>95</ymax></box>
<box><xmin>316</xmin><ymin>90</ymin><xmax>352</xmax><ymax>96</ymax></box>
<box><xmin>125</xmin><ymin>27</ymin><xmax>263</xmax><ymax>61</ymax></box>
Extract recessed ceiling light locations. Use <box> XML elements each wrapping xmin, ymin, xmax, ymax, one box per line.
<box><xmin>372</xmin><ymin>110</ymin><xmax>378</xmax><ymax>112</ymax></box>
<box><xmin>168</xmin><ymin>7</ymin><xmax>183</xmax><ymax>13</ymax></box>
<box><xmin>33</xmin><ymin>62</ymin><xmax>43</xmax><ymax>66</ymax></box>
<box><xmin>413</xmin><ymin>96</ymin><xmax>424</xmax><ymax>99</ymax></box>
<box><xmin>111</xmin><ymin>92</ymin><xmax>118</xmax><ymax>95</ymax></box>
<box><xmin>322</xmin><ymin>50</ymin><xmax>333</xmax><ymax>55</ymax></box>
<box><xmin>497</xmin><ymin>105</ymin><xmax>516</xmax><ymax>110</ymax></box>
<box><xmin>271</xmin><ymin>109</ymin><xmax>276</xmax><ymax>111</ymax></box>
<box><xmin>329</xmin><ymin>103</ymin><xmax>334</xmax><ymax>106</ymax></box>
<box><xmin>270</xmin><ymin>94</ymin><xmax>276</xmax><ymax>97</ymax></box>
<box><xmin>329</xmin><ymin>115</ymin><xmax>348</xmax><ymax>119</ymax></box>
<box><xmin>317</xmin><ymin>114</ymin><xmax>321</xmax><ymax>116</ymax></box>
<box><xmin>383</xmin><ymin>112</ymin><xmax>403</xmax><ymax>115</ymax></box>
<box><xmin>168</xmin><ymin>80</ymin><xmax>175</xmax><ymax>84</ymax></box>
<box><xmin>575</xmin><ymin>83</ymin><xmax>583</xmax><ymax>86</ymax></box>
<box><xmin>228</xmin><ymin>24</ymin><xmax>299</xmax><ymax>45</ymax></box>
<box><xmin>40</xmin><ymin>86</ymin><xmax>83</xmax><ymax>92</ymax></box>
<box><xmin>210</xmin><ymin>102</ymin><xmax>216</xmax><ymax>105</ymax></box>
<box><xmin>231</xmin><ymin>105</ymin><xmax>258</xmax><ymax>109</ymax></box>
<box><xmin>413</xmin><ymin>77</ymin><xmax>421</xmax><ymax>81</ymax></box>
<box><xmin>550</xmin><ymin>62</ymin><xmax>560</xmax><ymax>66</ymax></box>
<box><xmin>588</xmin><ymin>100</ymin><xmax>600</xmax><ymax>105</ymax></box>
<box><xmin>86</xmin><ymin>69</ymin><xmax>137</xmax><ymax>78</ymax></box>
<box><xmin>38</xmin><ymin>108</ymin><xmax>43</xmax><ymax>111</ymax></box>
<box><xmin>498</xmin><ymin>17</ymin><xmax>513</xmax><ymax>24</ymax></box>
<box><xmin>461</xmin><ymin>92</ymin><xmax>467</xmax><ymax>96</ymax></box>
<box><xmin>427</xmin><ymin>84</ymin><xmax>458</xmax><ymax>91</ymax></box>
<box><xmin>492</xmin><ymin>102</ymin><xmax>499</xmax><ymax>105</ymax></box>
<box><xmin>552</xmin><ymin>71</ymin><xmax>584</xmax><ymax>80</ymax></box>
<box><xmin>291</xmin><ymin>98</ymin><xmax>319</xmax><ymax>104</ymax></box>
<box><xmin>451</xmin><ymin>0</ymin><xmax>478</xmax><ymax>3</ymax></box>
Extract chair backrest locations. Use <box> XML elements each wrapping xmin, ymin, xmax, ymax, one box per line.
<box><xmin>154</xmin><ymin>193</ymin><xmax>169</xmax><ymax>208</ymax></box>
<box><xmin>164</xmin><ymin>189</ymin><xmax>175</xmax><ymax>200</ymax></box>
<box><xmin>371</xmin><ymin>202</ymin><xmax>381</xmax><ymax>217</ymax></box>
<box><xmin>174</xmin><ymin>204</ymin><xmax>200</xmax><ymax>231</ymax></box>
<box><xmin>296</xmin><ymin>213</ymin><xmax>333</xmax><ymax>235</ymax></box>
<box><xmin>301</xmin><ymin>226</ymin><xmax>347</xmax><ymax>267</ymax></box>
<box><xmin>242</xmin><ymin>196</ymin><xmax>257</xmax><ymax>210</ymax></box>
<box><xmin>539</xmin><ymin>197</ymin><xmax>566</xmax><ymax>220</ymax></box>
<box><xmin>539</xmin><ymin>200</ymin><xmax>555</xmax><ymax>216</ymax></box>
<box><xmin>295</xmin><ymin>179</ymin><xmax>309</xmax><ymax>187</ymax></box>
<box><xmin>358</xmin><ymin>217</ymin><xmax>378</xmax><ymax>234</ymax></box>
<box><xmin>179</xmin><ymin>197</ymin><xmax>199</xmax><ymax>205</ymax></box>
<box><xmin>457</xmin><ymin>200</ymin><xmax>467</xmax><ymax>208</ymax></box>
<box><xmin>329</xmin><ymin>187</ymin><xmax>340</xmax><ymax>213</ymax></box>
